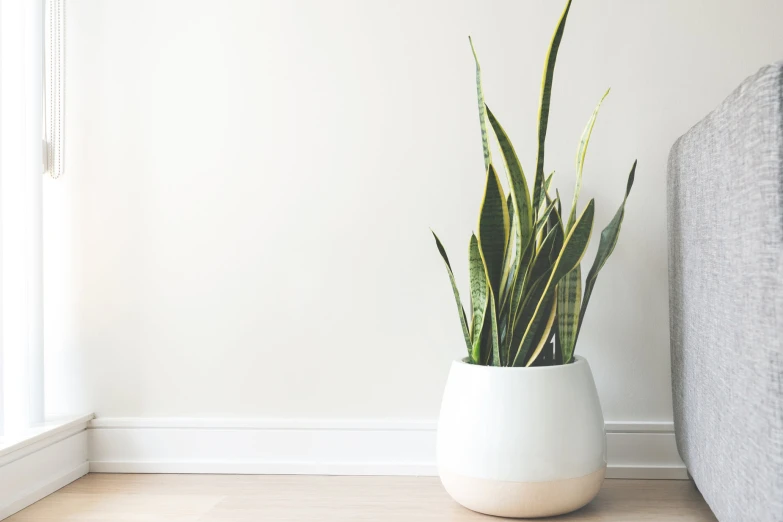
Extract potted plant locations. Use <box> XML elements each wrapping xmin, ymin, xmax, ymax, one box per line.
<box><xmin>431</xmin><ymin>0</ymin><xmax>636</xmax><ymax>518</ymax></box>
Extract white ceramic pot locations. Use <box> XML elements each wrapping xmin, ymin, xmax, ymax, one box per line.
<box><xmin>437</xmin><ymin>356</ymin><xmax>606</xmax><ymax>518</ymax></box>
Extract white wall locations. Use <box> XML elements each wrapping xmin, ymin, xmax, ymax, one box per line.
<box><xmin>47</xmin><ymin>0</ymin><xmax>783</xmax><ymax>422</ymax></box>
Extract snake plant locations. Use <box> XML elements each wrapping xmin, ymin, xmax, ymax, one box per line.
<box><xmin>432</xmin><ymin>0</ymin><xmax>636</xmax><ymax>366</ymax></box>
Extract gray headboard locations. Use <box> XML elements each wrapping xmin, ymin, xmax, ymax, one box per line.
<box><xmin>667</xmin><ymin>62</ymin><xmax>783</xmax><ymax>522</ymax></box>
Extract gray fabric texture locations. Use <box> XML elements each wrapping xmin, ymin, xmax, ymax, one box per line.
<box><xmin>668</xmin><ymin>62</ymin><xmax>783</xmax><ymax>522</ymax></box>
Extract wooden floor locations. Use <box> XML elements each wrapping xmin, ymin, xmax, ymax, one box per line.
<box><xmin>8</xmin><ymin>474</ymin><xmax>717</xmax><ymax>521</ymax></box>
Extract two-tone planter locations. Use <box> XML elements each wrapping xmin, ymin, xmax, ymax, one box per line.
<box><xmin>437</xmin><ymin>356</ymin><xmax>606</xmax><ymax>518</ymax></box>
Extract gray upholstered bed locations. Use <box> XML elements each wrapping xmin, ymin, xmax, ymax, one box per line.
<box><xmin>668</xmin><ymin>62</ymin><xmax>783</xmax><ymax>521</ymax></box>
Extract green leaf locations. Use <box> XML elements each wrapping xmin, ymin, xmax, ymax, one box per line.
<box><xmin>567</xmin><ymin>88</ymin><xmax>610</xmax><ymax>232</ymax></box>
<box><xmin>469</xmin><ymin>37</ymin><xmax>491</xmax><ymax>172</ymax></box>
<box><xmin>577</xmin><ymin>161</ymin><xmax>636</xmax><ymax>341</ymax></box>
<box><xmin>526</xmin><ymin>224</ymin><xmax>563</xmax><ymax>295</ymax></box>
<box><xmin>556</xmin><ymin>264</ymin><xmax>581</xmax><ymax>364</ymax></box>
<box><xmin>477</xmin><ymin>164</ymin><xmax>509</xmax><ymax>298</ymax></box>
<box><xmin>506</xmin><ymin>193</ymin><xmax>515</xmax><ymax>224</ymax></box>
<box><xmin>468</xmin><ymin>235</ymin><xmax>488</xmax><ymax>363</ymax></box>
<box><xmin>507</xmin><ymin>223</ymin><xmax>559</xmax><ymax>363</ymax></box>
<box><xmin>512</xmin><ymin>281</ymin><xmax>556</xmax><ymax>366</ymax></box>
<box><xmin>499</xmin><ymin>195</ymin><xmax>516</xmax><ymax>305</ymax></box>
<box><xmin>549</xmin><ymin>200</ymin><xmax>592</xmax><ymax>291</ymax></box>
<box><xmin>510</xmin><ymin>273</ymin><xmax>550</xmax><ymax>365</ymax></box>
<box><xmin>498</xmin><ymin>287</ymin><xmax>514</xmax><ymax>362</ymax></box>
<box><xmin>512</xmin><ymin>199</ymin><xmax>595</xmax><ymax>366</ymax></box>
<box><xmin>537</xmin><ymin>174</ymin><xmax>558</xmax><ymax>250</ymax></box>
<box><xmin>432</xmin><ymin>231</ymin><xmax>472</xmax><ymax>357</ymax></box>
<box><xmin>533</xmin><ymin>0</ymin><xmax>573</xmax><ymax>213</ymax></box>
<box><xmin>475</xmin><ymin>235</ymin><xmax>502</xmax><ymax>366</ymax></box>
<box><xmin>486</xmin><ymin>107</ymin><xmax>533</xmax><ymax>344</ymax></box>
<box><xmin>486</xmin><ymin>106</ymin><xmax>533</xmax><ymax>249</ymax></box>
<box><xmin>532</xmin><ymin>196</ymin><xmax>559</xmax><ymax>241</ymax></box>
<box><xmin>503</xmin><ymin>197</ymin><xmax>560</xmax><ymax>359</ymax></box>
<box><xmin>489</xmin><ymin>291</ymin><xmax>501</xmax><ymax>366</ymax></box>
<box><xmin>524</xmin><ymin>293</ymin><xmax>557</xmax><ymax>367</ymax></box>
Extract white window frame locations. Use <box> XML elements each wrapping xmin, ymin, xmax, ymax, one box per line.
<box><xmin>0</xmin><ymin>0</ymin><xmax>45</xmax><ymax>438</ymax></box>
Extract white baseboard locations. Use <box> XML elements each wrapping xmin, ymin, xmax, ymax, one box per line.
<box><xmin>88</xmin><ymin>417</ymin><xmax>687</xmax><ymax>480</ymax></box>
<box><xmin>0</xmin><ymin>415</ymin><xmax>93</xmax><ymax>520</ymax></box>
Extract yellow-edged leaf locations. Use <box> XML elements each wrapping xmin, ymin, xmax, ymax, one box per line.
<box><xmin>488</xmin><ymin>291</ymin><xmax>501</xmax><ymax>366</ymax></box>
<box><xmin>533</xmin><ymin>0</ymin><xmax>573</xmax><ymax>212</ymax></box>
<box><xmin>469</xmin><ymin>37</ymin><xmax>491</xmax><ymax>172</ymax></box>
<box><xmin>525</xmin><ymin>294</ymin><xmax>558</xmax><ymax>366</ymax></box>
<box><xmin>556</xmin><ymin>264</ymin><xmax>581</xmax><ymax>363</ymax></box>
<box><xmin>567</xmin><ymin>89</ymin><xmax>610</xmax><ymax>232</ymax></box>
<box><xmin>477</xmin><ymin>235</ymin><xmax>502</xmax><ymax>366</ymax></box>
<box><xmin>432</xmin><ymin>231</ymin><xmax>472</xmax><ymax>356</ymax></box>
<box><xmin>545</xmin><ymin>171</ymin><xmax>554</xmax><ymax>193</ymax></box>
<box><xmin>511</xmin><ymin>199</ymin><xmax>594</xmax><ymax>366</ymax></box>
<box><xmin>577</xmin><ymin>161</ymin><xmax>635</xmax><ymax>341</ymax></box>
<box><xmin>486</xmin><ymin>106</ymin><xmax>533</xmax><ymax>251</ymax></box>
<box><xmin>468</xmin><ymin>234</ymin><xmax>488</xmax><ymax>363</ymax></box>
<box><xmin>477</xmin><ymin>164</ymin><xmax>509</xmax><ymax>298</ymax></box>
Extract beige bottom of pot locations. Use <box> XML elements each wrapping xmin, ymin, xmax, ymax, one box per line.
<box><xmin>440</xmin><ymin>467</ymin><xmax>606</xmax><ymax>518</ymax></box>
<box><xmin>437</xmin><ymin>357</ymin><xmax>607</xmax><ymax>518</ymax></box>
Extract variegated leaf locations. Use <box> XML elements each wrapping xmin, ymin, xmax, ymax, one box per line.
<box><xmin>511</xmin><ymin>277</ymin><xmax>556</xmax><ymax>367</ymax></box>
<box><xmin>432</xmin><ymin>231</ymin><xmax>472</xmax><ymax>356</ymax></box>
<box><xmin>545</xmin><ymin>171</ymin><xmax>554</xmax><ymax>193</ymax></box>
<box><xmin>486</xmin><ymin>106</ymin><xmax>533</xmax><ymax>249</ymax></box>
<box><xmin>477</xmin><ymin>164</ymin><xmax>509</xmax><ymax>298</ymax></box>
<box><xmin>469</xmin><ymin>37</ymin><xmax>491</xmax><ymax>172</ymax></box>
<box><xmin>577</xmin><ymin>161</ymin><xmax>636</xmax><ymax>341</ymax></box>
<box><xmin>532</xmin><ymin>196</ymin><xmax>560</xmax><ymax>241</ymax></box>
<box><xmin>557</xmin><ymin>264</ymin><xmax>581</xmax><ymax>363</ymax></box>
<box><xmin>486</xmin><ymin>107</ymin><xmax>533</xmax><ymax>347</ymax></box>
<box><xmin>489</xmin><ymin>290</ymin><xmax>501</xmax><ymax>366</ymax></box>
<box><xmin>527</xmin><ymin>224</ymin><xmax>563</xmax><ymax>295</ymax></box>
<box><xmin>524</xmin><ymin>293</ymin><xmax>558</xmax><ymax>367</ymax></box>
<box><xmin>468</xmin><ymin>235</ymin><xmax>488</xmax><ymax>363</ymax></box>
<box><xmin>567</xmin><ymin>88</ymin><xmax>610</xmax><ymax>232</ymax></box>
<box><xmin>506</xmin><ymin>199</ymin><xmax>560</xmax><ymax>358</ymax></box>
<box><xmin>533</xmin><ymin>0</ymin><xmax>573</xmax><ymax>212</ymax></box>
<box><xmin>476</xmin><ymin>237</ymin><xmax>502</xmax><ymax>366</ymax></box>
<box><xmin>499</xmin><ymin>195</ymin><xmax>517</xmax><ymax>305</ymax></box>
<box><xmin>512</xmin><ymin>199</ymin><xmax>594</xmax><ymax>366</ymax></box>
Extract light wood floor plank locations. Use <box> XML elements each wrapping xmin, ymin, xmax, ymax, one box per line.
<box><xmin>6</xmin><ymin>474</ymin><xmax>717</xmax><ymax>521</ymax></box>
